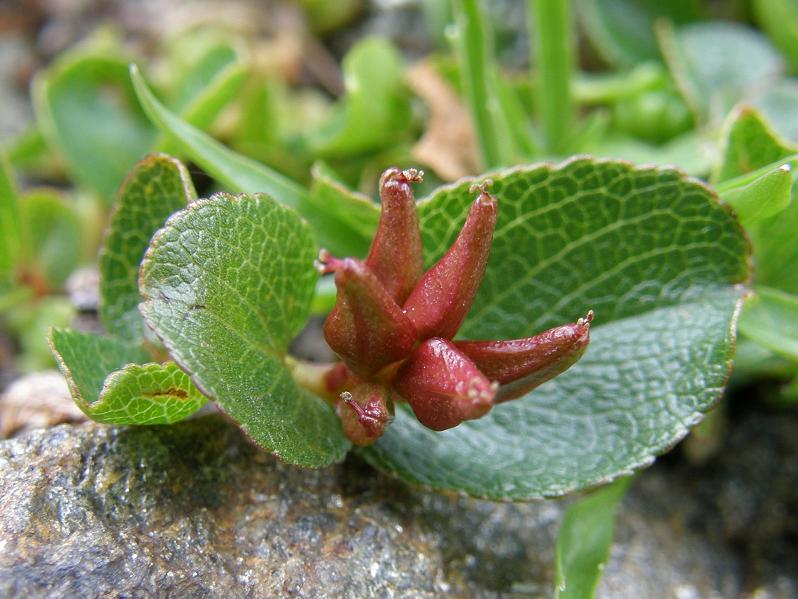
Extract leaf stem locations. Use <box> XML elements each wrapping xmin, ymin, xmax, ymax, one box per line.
<box><xmin>285</xmin><ymin>356</ymin><xmax>338</xmax><ymax>404</ymax></box>
<box><xmin>530</xmin><ymin>0</ymin><xmax>575</xmax><ymax>155</ymax></box>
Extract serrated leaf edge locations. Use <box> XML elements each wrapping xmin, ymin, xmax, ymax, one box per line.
<box><xmin>137</xmin><ymin>192</ymin><xmax>346</xmax><ymax>467</ymax></box>
<box><xmin>97</xmin><ymin>153</ymin><xmax>197</xmax><ymax>331</ymax></box>
<box><xmin>418</xmin><ymin>154</ymin><xmax>753</xmax><ymax>286</ymax></box>
<box><xmin>93</xmin><ymin>362</ymin><xmax>207</xmax><ymax>423</ymax></box>
<box><xmin>360</xmin><ymin>288</ymin><xmax>747</xmax><ymax>502</ymax></box>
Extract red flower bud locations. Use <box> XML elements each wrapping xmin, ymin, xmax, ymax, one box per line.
<box><xmin>394</xmin><ymin>337</ymin><xmax>498</xmax><ymax>431</ymax></box>
<box><xmin>455</xmin><ymin>311</ymin><xmax>593</xmax><ymax>403</ymax></box>
<box><xmin>320</xmin><ymin>255</ymin><xmax>417</xmax><ymax>378</ymax></box>
<box><xmin>336</xmin><ymin>381</ymin><xmax>394</xmax><ymax>446</ymax></box>
<box><xmin>402</xmin><ymin>182</ymin><xmax>497</xmax><ymax>340</ymax></box>
<box><xmin>366</xmin><ymin>168</ymin><xmax>425</xmax><ymax>304</ymax></box>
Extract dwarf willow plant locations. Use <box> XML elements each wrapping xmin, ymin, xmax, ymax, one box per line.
<box><xmin>50</xmin><ymin>122</ymin><xmax>750</xmax><ymax>500</ymax></box>
<box><xmin>0</xmin><ymin>2</ymin><xmax>787</xmax><ymax>596</ymax></box>
<box><xmin>13</xmin><ymin>0</ymin><xmax>798</xmax><ymax>503</ymax></box>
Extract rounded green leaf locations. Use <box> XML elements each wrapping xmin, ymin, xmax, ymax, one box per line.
<box><xmin>753</xmin><ymin>80</ymin><xmax>798</xmax><ymax>143</ymax></box>
<box><xmin>659</xmin><ymin>21</ymin><xmax>784</xmax><ymax>126</ymax></box>
<box><xmin>715</xmin><ymin>105</ymin><xmax>795</xmax><ymax>182</ymax></box>
<box><xmin>49</xmin><ymin>328</ymin><xmax>205</xmax><ymax>424</ymax></box>
<box><xmin>753</xmin><ymin>0</ymin><xmax>798</xmax><ymax>72</ymax></box>
<box><xmin>139</xmin><ymin>193</ymin><xmax>349</xmax><ymax>467</ymax></box>
<box><xmin>306</xmin><ymin>37</ymin><xmax>411</xmax><ymax>157</ymax></box>
<box><xmin>92</xmin><ymin>362</ymin><xmax>207</xmax><ymax>425</ymax></box>
<box><xmin>363</xmin><ymin>157</ymin><xmax>750</xmax><ymax>500</ymax></box>
<box><xmin>577</xmin><ymin>0</ymin><xmax>702</xmax><ymax>67</ymax></box>
<box><xmin>49</xmin><ymin>328</ymin><xmax>151</xmax><ymax>412</ymax></box>
<box><xmin>99</xmin><ymin>154</ymin><xmax>196</xmax><ymax>341</ymax></box>
<box><xmin>739</xmin><ymin>286</ymin><xmax>798</xmax><ymax>361</ymax></box>
<box><xmin>18</xmin><ymin>189</ymin><xmax>82</xmax><ymax>291</ymax></box>
<box><xmin>34</xmin><ymin>52</ymin><xmax>156</xmax><ymax>201</ymax></box>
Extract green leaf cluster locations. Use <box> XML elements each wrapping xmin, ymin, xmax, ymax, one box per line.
<box><xmin>30</xmin><ymin>29</ymin><xmax>247</xmax><ymax>204</ymax></box>
<box><xmin>49</xmin><ymin>155</ymin><xmax>206</xmax><ymax>425</ymax></box>
<box><xmin>0</xmin><ymin>153</ymin><xmax>81</xmax><ymax>371</ymax></box>
<box><xmin>711</xmin><ymin>107</ymin><xmax>798</xmax><ymax>397</ymax></box>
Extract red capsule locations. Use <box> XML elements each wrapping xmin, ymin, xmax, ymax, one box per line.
<box><xmin>324</xmin><ymin>362</ymin><xmax>354</xmax><ymax>396</ymax></box>
<box><xmin>455</xmin><ymin>311</ymin><xmax>593</xmax><ymax>403</ymax></box>
<box><xmin>393</xmin><ymin>337</ymin><xmax>498</xmax><ymax>431</ymax></box>
<box><xmin>402</xmin><ymin>181</ymin><xmax>497</xmax><ymax>340</ymax></box>
<box><xmin>336</xmin><ymin>381</ymin><xmax>394</xmax><ymax>446</ymax></box>
<box><xmin>366</xmin><ymin>168</ymin><xmax>425</xmax><ymax>304</ymax></box>
<box><xmin>320</xmin><ymin>255</ymin><xmax>417</xmax><ymax>378</ymax></box>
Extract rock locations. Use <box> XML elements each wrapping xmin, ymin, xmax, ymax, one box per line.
<box><xmin>0</xmin><ymin>371</ymin><xmax>85</xmax><ymax>438</ymax></box>
<box><xmin>0</xmin><ymin>409</ymin><xmax>795</xmax><ymax>598</ymax></box>
<box><xmin>65</xmin><ymin>266</ymin><xmax>100</xmax><ymax>313</ymax></box>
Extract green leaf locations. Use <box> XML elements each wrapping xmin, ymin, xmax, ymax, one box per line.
<box><xmin>715</xmin><ymin>105</ymin><xmax>796</xmax><ymax>182</ymax></box>
<box><xmin>164</xmin><ymin>36</ymin><xmax>243</xmax><ymax>115</ymax></box>
<box><xmin>364</xmin><ymin>158</ymin><xmax>749</xmax><ymax>499</ymax></box>
<box><xmin>718</xmin><ymin>164</ymin><xmax>793</xmax><ymax>225</ymax></box>
<box><xmin>99</xmin><ymin>154</ymin><xmax>196</xmax><ymax>341</ymax></box>
<box><xmin>17</xmin><ymin>189</ymin><xmax>82</xmax><ymax>291</ymax></box>
<box><xmin>49</xmin><ymin>328</ymin><xmax>205</xmax><ymax>424</ymax></box>
<box><xmin>306</xmin><ymin>37</ymin><xmax>411</xmax><ymax>157</ymax></box>
<box><xmin>659</xmin><ymin>21</ymin><xmax>784</xmax><ymax>127</ymax></box>
<box><xmin>305</xmin><ymin>162</ymin><xmax>379</xmax><ymax>257</ymax></box>
<box><xmin>138</xmin><ymin>193</ymin><xmax>349</xmax><ymax>467</ymax></box>
<box><xmin>587</xmin><ymin>131</ymin><xmax>712</xmax><ymax>176</ymax></box>
<box><xmin>731</xmin><ymin>339</ymin><xmax>794</xmax><ymax>382</ymax></box>
<box><xmin>49</xmin><ymin>328</ymin><xmax>150</xmax><ymax>411</ymax></box>
<box><xmin>753</xmin><ymin>79</ymin><xmax>798</xmax><ymax>142</ymax></box>
<box><xmin>8</xmin><ymin>297</ymin><xmax>73</xmax><ymax>372</ymax></box>
<box><xmin>130</xmin><ymin>64</ymin><xmax>307</xmax><ymax>210</ymax></box>
<box><xmin>739</xmin><ymin>286</ymin><xmax>798</xmax><ymax>361</ymax></box>
<box><xmin>158</xmin><ymin>37</ymin><xmax>248</xmax><ymax>153</ymax></box>
<box><xmin>554</xmin><ymin>478</ymin><xmax>632</xmax><ymax>599</ymax></box>
<box><xmin>131</xmin><ymin>65</ymin><xmax>380</xmax><ymax>260</ymax></box>
<box><xmin>298</xmin><ymin>0</ymin><xmax>361</xmax><ymax>33</ymax></box>
<box><xmin>713</xmin><ymin>107</ymin><xmax>798</xmax><ymax>295</ymax></box>
<box><xmin>753</xmin><ymin>0</ymin><xmax>798</xmax><ymax>72</ymax></box>
<box><xmin>34</xmin><ymin>52</ymin><xmax>156</xmax><ymax>200</ymax></box>
<box><xmin>0</xmin><ymin>152</ymin><xmax>21</xmax><ymax>282</ymax></box>
<box><xmin>87</xmin><ymin>362</ymin><xmax>207</xmax><ymax>425</ymax></box>
<box><xmin>577</xmin><ymin>0</ymin><xmax>702</xmax><ymax>67</ymax></box>
<box><xmin>751</xmin><ymin>200</ymin><xmax>798</xmax><ymax>294</ymax></box>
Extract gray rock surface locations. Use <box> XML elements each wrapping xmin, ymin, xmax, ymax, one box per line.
<box><xmin>0</xmin><ymin>409</ymin><xmax>795</xmax><ymax>598</ymax></box>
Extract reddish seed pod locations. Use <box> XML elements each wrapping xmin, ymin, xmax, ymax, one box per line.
<box><xmin>455</xmin><ymin>311</ymin><xmax>593</xmax><ymax>403</ymax></box>
<box><xmin>393</xmin><ymin>337</ymin><xmax>498</xmax><ymax>431</ymax></box>
<box><xmin>324</xmin><ymin>362</ymin><xmax>354</xmax><ymax>396</ymax></box>
<box><xmin>402</xmin><ymin>181</ymin><xmax>498</xmax><ymax>340</ymax></box>
<box><xmin>321</xmin><ymin>255</ymin><xmax>417</xmax><ymax>378</ymax></box>
<box><xmin>336</xmin><ymin>381</ymin><xmax>394</xmax><ymax>446</ymax></box>
<box><xmin>366</xmin><ymin>168</ymin><xmax>425</xmax><ymax>304</ymax></box>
